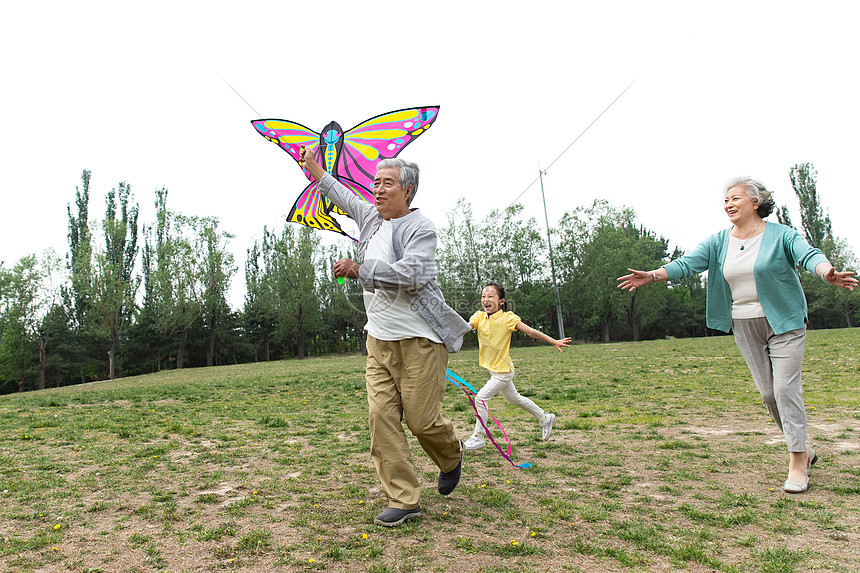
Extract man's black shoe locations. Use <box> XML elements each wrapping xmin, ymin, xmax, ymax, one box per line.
<box><xmin>374</xmin><ymin>505</ymin><xmax>421</xmax><ymax>527</ymax></box>
<box><xmin>438</xmin><ymin>439</ymin><xmax>464</xmax><ymax>495</ymax></box>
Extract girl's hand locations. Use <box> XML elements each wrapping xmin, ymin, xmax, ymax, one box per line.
<box><xmin>824</xmin><ymin>268</ymin><xmax>859</xmax><ymax>290</ymax></box>
<box><xmin>617</xmin><ymin>268</ymin><xmax>651</xmax><ymax>291</ymax></box>
<box><xmin>552</xmin><ymin>337</ymin><xmax>572</xmax><ymax>352</ymax></box>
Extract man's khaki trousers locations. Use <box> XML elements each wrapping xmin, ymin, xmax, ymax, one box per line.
<box><xmin>365</xmin><ymin>335</ymin><xmax>463</xmax><ymax>509</ymax></box>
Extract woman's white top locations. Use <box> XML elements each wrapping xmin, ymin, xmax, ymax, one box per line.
<box><xmin>723</xmin><ymin>233</ymin><xmax>766</xmax><ymax>319</ymax></box>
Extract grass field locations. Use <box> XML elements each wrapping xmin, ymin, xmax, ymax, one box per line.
<box><xmin>1</xmin><ymin>329</ymin><xmax>858</xmax><ymax>572</ymax></box>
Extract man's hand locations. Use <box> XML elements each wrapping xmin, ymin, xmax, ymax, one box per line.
<box><xmin>334</xmin><ymin>258</ymin><xmax>360</xmax><ymax>280</ymax></box>
<box><xmin>299</xmin><ymin>146</ymin><xmax>325</xmax><ymax>181</ymax></box>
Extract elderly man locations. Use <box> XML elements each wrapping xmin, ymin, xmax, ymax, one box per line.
<box><xmin>299</xmin><ymin>146</ymin><xmax>470</xmax><ymax>527</ymax></box>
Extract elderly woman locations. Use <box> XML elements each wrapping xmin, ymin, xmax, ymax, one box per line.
<box><xmin>617</xmin><ymin>177</ymin><xmax>857</xmax><ymax>493</ymax></box>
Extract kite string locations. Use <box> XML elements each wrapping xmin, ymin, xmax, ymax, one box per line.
<box><xmin>220</xmin><ymin>76</ymin><xmax>263</xmax><ymax>118</ymax></box>
<box><xmin>446</xmin><ymin>368</ymin><xmax>532</xmax><ymax>469</ymax></box>
<box><xmin>449</xmin><ymin>371</ymin><xmax>532</xmax><ymax>469</ymax></box>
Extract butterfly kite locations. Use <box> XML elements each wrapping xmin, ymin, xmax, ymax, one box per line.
<box><xmin>251</xmin><ymin>106</ymin><xmax>440</xmax><ymax>240</ymax></box>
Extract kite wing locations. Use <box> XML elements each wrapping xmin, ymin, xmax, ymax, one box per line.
<box><xmin>338</xmin><ymin>106</ymin><xmax>440</xmax><ymax>194</ymax></box>
<box><xmin>285</xmin><ymin>180</ymin><xmax>354</xmax><ymax>239</ymax></box>
<box><xmin>252</xmin><ymin>119</ymin><xmax>320</xmax><ymax>179</ymax></box>
<box><xmin>252</xmin><ymin>119</ymin><xmax>355</xmax><ymax>237</ymax></box>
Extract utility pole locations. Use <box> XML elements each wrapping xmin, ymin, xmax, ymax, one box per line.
<box><xmin>506</xmin><ymin>79</ymin><xmax>637</xmax><ymax>339</ymax></box>
<box><xmin>539</xmin><ymin>167</ymin><xmax>565</xmax><ymax>339</ymax></box>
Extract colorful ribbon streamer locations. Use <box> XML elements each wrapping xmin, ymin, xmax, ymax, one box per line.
<box><xmin>446</xmin><ymin>368</ymin><xmax>532</xmax><ymax>469</ymax></box>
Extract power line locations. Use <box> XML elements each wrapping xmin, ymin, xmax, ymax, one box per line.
<box><xmin>506</xmin><ymin>78</ymin><xmax>638</xmax><ymax>210</ymax></box>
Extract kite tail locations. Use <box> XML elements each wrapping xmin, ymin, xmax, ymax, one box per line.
<box><xmin>446</xmin><ymin>368</ymin><xmax>532</xmax><ymax>469</ymax></box>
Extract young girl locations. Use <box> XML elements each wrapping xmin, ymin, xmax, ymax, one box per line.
<box><xmin>464</xmin><ymin>282</ymin><xmax>571</xmax><ymax>451</ymax></box>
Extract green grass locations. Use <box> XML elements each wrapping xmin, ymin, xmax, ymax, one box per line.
<box><xmin>0</xmin><ymin>329</ymin><xmax>858</xmax><ymax>571</ymax></box>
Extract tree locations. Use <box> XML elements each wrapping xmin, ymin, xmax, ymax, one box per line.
<box><xmin>659</xmin><ymin>247</ymin><xmax>707</xmax><ymax>338</ymax></box>
<box><xmin>65</xmin><ymin>170</ymin><xmax>93</xmax><ymax>330</ymax></box>
<box><xmin>91</xmin><ymin>182</ymin><xmax>139</xmax><ymax>379</ymax></box>
<box><xmin>199</xmin><ymin>218</ymin><xmax>235</xmax><ymax>367</ymax></box>
<box><xmin>63</xmin><ymin>170</ymin><xmax>109</xmax><ymax>383</ymax></box>
<box><xmin>480</xmin><ymin>204</ymin><xmax>546</xmax><ymax>288</ymax></box>
<box><xmin>271</xmin><ymin>226</ymin><xmax>323</xmax><ymax>359</ymax></box>
<box><xmin>804</xmin><ymin>237</ymin><xmax>859</xmax><ymax>328</ymax></box>
<box><xmin>154</xmin><ymin>214</ymin><xmax>208</xmax><ymax>369</ymax></box>
<box><xmin>39</xmin><ymin>303</ymin><xmax>75</xmax><ymax>388</ymax></box>
<box><xmin>131</xmin><ymin>187</ymin><xmax>172</xmax><ymax>372</ymax></box>
<box><xmin>0</xmin><ymin>260</ymin><xmax>31</xmax><ymax>392</ymax></box>
<box><xmin>556</xmin><ymin>200</ymin><xmax>670</xmax><ymax>342</ymax></box>
<box><xmin>776</xmin><ymin>205</ymin><xmax>793</xmax><ymax>228</ymax></box>
<box><xmin>481</xmin><ymin>204</ymin><xmax>555</xmax><ymax>336</ymax></box>
<box><xmin>437</xmin><ymin>200</ymin><xmax>552</xmax><ymax>329</ymax></box>
<box><xmin>244</xmin><ymin>225</ymin><xmax>323</xmax><ymax>360</ymax></box>
<box><xmin>437</xmin><ymin>199</ymin><xmax>486</xmax><ymax>309</ymax></box>
<box><xmin>244</xmin><ymin>236</ymin><xmax>278</xmax><ymax>361</ymax></box>
<box><xmin>784</xmin><ymin>163</ymin><xmax>858</xmax><ymax>329</ymax></box>
<box><xmin>34</xmin><ymin>251</ymin><xmax>65</xmax><ymax>389</ymax></box>
<box><xmin>556</xmin><ymin>201</ymin><xmax>630</xmax><ymax>341</ymax></box>
<box><xmin>319</xmin><ymin>243</ymin><xmax>366</xmax><ymax>355</ymax></box>
<box><xmin>789</xmin><ymin>163</ymin><xmax>832</xmax><ymax>249</ymax></box>
<box><xmin>0</xmin><ymin>252</ymin><xmax>63</xmax><ymax>391</ymax></box>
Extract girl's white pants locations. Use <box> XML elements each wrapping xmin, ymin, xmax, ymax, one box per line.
<box><xmin>472</xmin><ymin>370</ymin><xmax>546</xmax><ymax>436</ymax></box>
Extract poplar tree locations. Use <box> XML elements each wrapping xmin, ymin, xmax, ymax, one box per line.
<box><xmin>789</xmin><ymin>163</ymin><xmax>832</xmax><ymax>250</ymax></box>
<box><xmin>199</xmin><ymin>219</ymin><xmax>235</xmax><ymax>367</ymax></box>
<box><xmin>244</xmin><ymin>237</ymin><xmax>277</xmax><ymax>361</ymax></box>
<box><xmin>66</xmin><ymin>170</ymin><xmax>93</xmax><ymax>330</ymax></box>
<box><xmin>92</xmin><ymin>182</ymin><xmax>139</xmax><ymax>379</ymax></box>
<box><xmin>135</xmin><ymin>187</ymin><xmax>170</xmax><ymax>371</ymax></box>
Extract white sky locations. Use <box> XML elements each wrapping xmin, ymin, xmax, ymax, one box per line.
<box><xmin>3</xmin><ymin>1</ymin><xmax>859</xmax><ymax>309</ymax></box>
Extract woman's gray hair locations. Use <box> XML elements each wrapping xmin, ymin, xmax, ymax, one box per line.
<box><xmin>378</xmin><ymin>158</ymin><xmax>420</xmax><ymax>205</ymax></box>
<box><xmin>725</xmin><ymin>176</ymin><xmax>776</xmax><ymax>218</ymax></box>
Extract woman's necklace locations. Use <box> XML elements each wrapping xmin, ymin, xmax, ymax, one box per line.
<box><xmin>736</xmin><ymin>220</ymin><xmax>762</xmax><ymax>251</ymax></box>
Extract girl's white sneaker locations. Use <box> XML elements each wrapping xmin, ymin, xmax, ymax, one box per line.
<box><xmin>541</xmin><ymin>413</ymin><xmax>556</xmax><ymax>441</ymax></box>
<box><xmin>464</xmin><ymin>436</ymin><xmax>485</xmax><ymax>450</ymax></box>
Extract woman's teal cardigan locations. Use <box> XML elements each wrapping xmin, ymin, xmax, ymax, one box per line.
<box><xmin>663</xmin><ymin>222</ymin><xmax>827</xmax><ymax>334</ymax></box>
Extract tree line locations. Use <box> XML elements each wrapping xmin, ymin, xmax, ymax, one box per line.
<box><xmin>1</xmin><ymin>164</ymin><xmax>857</xmax><ymax>393</ymax></box>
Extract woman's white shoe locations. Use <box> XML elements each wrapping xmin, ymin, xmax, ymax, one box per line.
<box><xmin>784</xmin><ymin>470</ymin><xmax>810</xmax><ymax>494</ymax></box>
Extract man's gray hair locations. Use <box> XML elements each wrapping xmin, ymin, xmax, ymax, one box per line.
<box><xmin>378</xmin><ymin>158</ymin><xmax>420</xmax><ymax>205</ymax></box>
<box><xmin>725</xmin><ymin>176</ymin><xmax>775</xmax><ymax>218</ymax></box>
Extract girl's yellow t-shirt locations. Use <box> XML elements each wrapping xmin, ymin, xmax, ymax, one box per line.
<box><xmin>469</xmin><ymin>310</ymin><xmax>522</xmax><ymax>373</ymax></box>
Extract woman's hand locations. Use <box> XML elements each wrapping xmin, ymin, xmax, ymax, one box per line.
<box><xmin>823</xmin><ymin>268</ymin><xmax>859</xmax><ymax>290</ymax></box>
<box><xmin>617</xmin><ymin>268</ymin><xmax>653</xmax><ymax>291</ymax></box>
